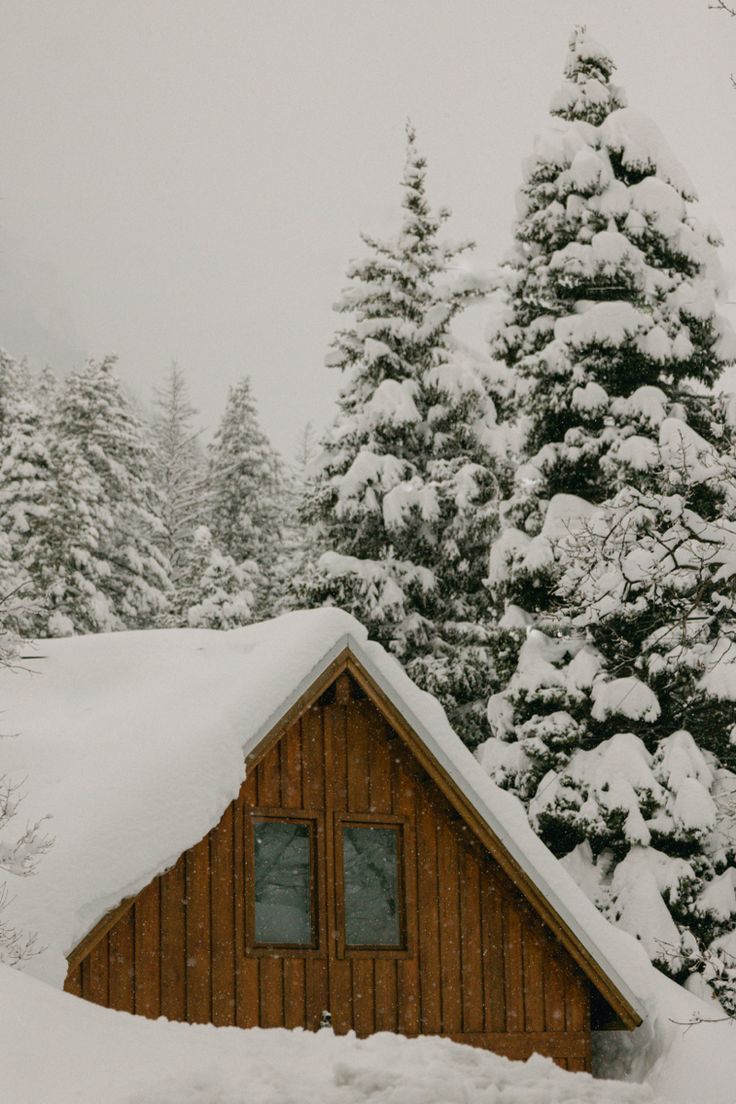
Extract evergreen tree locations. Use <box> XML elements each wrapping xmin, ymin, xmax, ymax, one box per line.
<box><xmin>150</xmin><ymin>363</ymin><xmax>206</xmax><ymax>584</ymax></box>
<box><xmin>29</xmin><ymin>357</ymin><xmax>171</xmax><ymax>634</ymax></box>
<box><xmin>0</xmin><ymin>354</ymin><xmax>50</xmax><ymax>634</ymax></box>
<box><xmin>207</xmin><ymin>376</ymin><xmax>284</xmax><ymax>616</ymax></box>
<box><xmin>479</xmin><ymin>26</ymin><xmax>736</xmax><ymax>1003</ymax></box>
<box><xmin>303</xmin><ymin>125</ymin><xmax>512</xmax><ymax>744</ymax></box>
<box><xmin>174</xmin><ymin>525</ymin><xmax>258</xmax><ymax>629</ymax></box>
<box><xmin>271</xmin><ymin>422</ymin><xmax>321</xmax><ymax>614</ymax></box>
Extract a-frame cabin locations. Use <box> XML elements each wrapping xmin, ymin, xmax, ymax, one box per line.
<box><xmin>62</xmin><ymin>635</ymin><xmax>642</xmax><ymax>1072</ymax></box>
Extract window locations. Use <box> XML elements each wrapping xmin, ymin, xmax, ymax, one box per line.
<box><xmin>340</xmin><ymin>824</ymin><xmax>403</xmax><ymax>949</ymax></box>
<box><xmin>252</xmin><ymin>818</ymin><xmax>316</xmax><ymax>947</ymax></box>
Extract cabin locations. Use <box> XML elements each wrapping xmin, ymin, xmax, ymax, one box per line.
<box><xmin>1</xmin><ymin>610</ymin><xmax>643</xmax><ymax>1073</ymax></box>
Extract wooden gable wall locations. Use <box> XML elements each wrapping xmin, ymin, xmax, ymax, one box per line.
<box><xmin>64</xmin><ymin>673</ymin><xmax>595</xmax><ymax>1071</ymax></box>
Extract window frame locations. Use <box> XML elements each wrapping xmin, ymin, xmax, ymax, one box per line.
<box><xmin>244</xmin><ymin>808</ymin><xmax>324</xmax><ymax>957</ymax></box>
<box><xmin>334</xmin><ymin>812</ymin><xmax>414</xmax><ymax>960</ymax></box>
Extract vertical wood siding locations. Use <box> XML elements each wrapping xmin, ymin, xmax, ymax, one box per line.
<box><xmin>64</xmin><ymin>684</ymin><xmax>592</xmax><ymax>1070</ymax></box>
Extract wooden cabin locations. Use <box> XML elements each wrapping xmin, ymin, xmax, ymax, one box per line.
<box><xmin>61</xmin><ymin>628</ymin><xmax>642</xmax><ymax>1073</ymax></box>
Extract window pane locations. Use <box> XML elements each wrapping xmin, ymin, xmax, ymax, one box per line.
<box><xmin>342</xmin><ymin>826</ymin><xmax>400</xmax><ymax>947</ymax></box>
<box><xmin>254</xmin><ymin>820</ymin><xmax>313</xmax><ymax>945</ymax></box>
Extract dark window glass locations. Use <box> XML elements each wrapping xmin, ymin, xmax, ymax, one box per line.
<box><xmin>253</xmin><ymin>820</ymin><xmax>313</xmax><ymax>945</ymax></box>
<box><xmin>342</xmin><ymin>825</ymin><xmax>400</xmax><ymax>947</ymax></box>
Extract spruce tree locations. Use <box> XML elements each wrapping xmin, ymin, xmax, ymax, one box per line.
<box><xmin>30</xmin><ymin>358</ymin><xmax>171</xmax><ymax>634</ymax></box>
<box><xmin>303</xmin><ymin>125</ymin><xmax>511</xmax><ymax>744</ymax></box>
<box><xmin>207</xmin><ymin>376</ymin><xmax>284</xmax><ymax>617</ymax></box>
<box><xmin>150</xmin><ymin>362</ymin><xmax>206</xmax><ymax>584</ymax></box>
<box><xmin>479</xmin><ymin>26</ymin><xmax>736</xmax><ymax>1003</ymax></box>
<box><xmin>270</xmin><ymin>422</ymin><xmax>320</xmax><ymax>615</ymax></box>
<box><xmin>0</xmin><ymin>354</ymin><xmax>50</xmax><ymax>634</ymax></box>
<box><xmin>174</xmin><ymin>525</ymin><xmax>258</xmax><ymax>629</ymax></box>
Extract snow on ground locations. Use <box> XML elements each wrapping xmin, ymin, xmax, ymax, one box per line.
<box><xmin>2</xmin><ymin>963</ymin><xmax>669</xmax><ymax>1104</ymax></box>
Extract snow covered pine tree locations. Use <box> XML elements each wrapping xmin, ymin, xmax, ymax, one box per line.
<box><xmin>206</xmin><ymin>376</ymin><xmax>285</xmax><ymax>621</ymax></box>
<box><xmin>478</xmin><ymin>26</ymin><xmax>736</xmax><ymax>1006</ymax></box>
<box><xmin>149</xmin><ymin>362</ymin><xmax>207</xmax><ymax>588</ymax></box>
<box><xmin>174</xmin><ymin>525</ymin><xmax>256</xmax><ymax>629</ymax></box>
<box><xmin>28</xmin><ymin>357</ymin><xmax>171</xmax><ymax>635</ymax></box>
<box><xmin>303</xmin><ymin>125</ymin><xmax>513</xmax><ymax>744</ymax></box>
<box><xmin>0</xmin><ymin>353</ymin><xmax>52</xmax><ymax>635</ymax></box>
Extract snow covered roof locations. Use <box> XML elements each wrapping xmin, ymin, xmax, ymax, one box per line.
<box><xmin>1</xmin><ymin>608</ymin><xmax>646</xmax><ymax>1023</ymax></box>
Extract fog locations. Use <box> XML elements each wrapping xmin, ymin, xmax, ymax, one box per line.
<box><xmin>1</xmin><ymin>0</ymin><xmax>734</xmax><ymax>454</ymax></box>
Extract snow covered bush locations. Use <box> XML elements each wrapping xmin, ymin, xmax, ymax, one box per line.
<box><xmin>303</xmin><ymin>125</ymin><xmax>514</xmax><ymax>744</ymax></box>
<box><xmin>479</xmin><ymin>26</ymin><xmax>736</xmax><ymax>1004</ymax></box>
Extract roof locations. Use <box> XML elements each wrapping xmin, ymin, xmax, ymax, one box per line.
<box><xmin>0</xmin><ymin>608</ymin><xmax>648</xmax><ymax>1024</ymax></box>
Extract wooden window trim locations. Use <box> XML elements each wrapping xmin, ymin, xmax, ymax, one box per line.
<box><xmin>244</xmin><ymin>807</ymin><xmax>325</xmax><ymax>958</ymax></box>
<box><xmin>334</xmin><ymin>812</ymin><xmax>415</xmax><ymax>960</ymax></box>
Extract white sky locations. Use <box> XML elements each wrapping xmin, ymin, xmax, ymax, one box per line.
<box><xmin>0</xmin><ymin>0</ymin><xmax>735</xmax><ymax>456</ymax></box>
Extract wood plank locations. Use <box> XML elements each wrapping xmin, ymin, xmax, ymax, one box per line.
<box><xmin>459</xmin><ymin>842</ymin><xmax>484</xmax><ymax>1033</ymax></box>
<box><xmin>543</xmin><ymin>947</ymin><xmax>566</xmax><ymax>1034</ymax></box>
<box><xmin>301</xmin><ymin>708</ymin><xmax>325</xmax><ymax>811</ymax></box>
<box><xmin>186</xmin><ymin>837</ymin><xmax>211</xmax><ymax>1024</ymax></box>
<box><xmin>281</xmin><ymin>721</ymin><xmax>303</xmax><ymax>809</ymax></box>
<box><xmin>86</xmin><ymin>937</ymin><xmax>109</xmax><ymax>1007</ymax></box>
<box><xmin>346</xmin><ymin>702</ymin><xmax>370</xmax><ymax>813</ymax></box>
<box><xmin>352</xmin><ymin>958</ymin><xmax>374</xmax><ymax>1037</ymax></box>
<box><xmin>481</xmin><ymin>870</ymin><xmax>506</xmax><ymax>1033</ymax></box>
<box><xmin>260</xmin><ymin>956</ymin><xmax>284</xmax><ymax>1027</ymax></box>
<box><xmin>234</xmin><ymin>793</ymin><xmax>259</xmax><ymax>1028</ymax></box>
<box><xmin>437</xmin><ymin>811</ymin><xmax>462</xmax><ymax>1034</ymax></box>
<box><xmin>283</xmin><ymin>958</ymin><xmax>306</xmax><ymax>1028</ymax></box>
<box><xmin>565</xmin><ymin>962</ymin><xmax>590</xmax><ymax>1034</ymax></box>
<box><xmin>258</xmin><ymin>739</ymin><xmax>282</xmax><ymax>807</ymax></box>
<box><xmin>374</xmin><ymin>958</ymin><xmax>397</xmax><ymax>1032</ymax></box>
<box><xmin>567</xmin><ymin>1057</ymin><xmax>588</xmax><ymax>1072</ymax></box>
<box><xmin>415</xmin><ymin>786</ymin><xmax>441</xmax><ymax>1034</ymax></box>
<box><xmin>324</xmin><ymin>703</ymin><xmax>352</xmax><ymax>1033</ymax></box>
<box><xmin>134</xmin><ymin>879</ymin><xmax>161</xmax><ymax>1019</ymax></box>
<box><xmin>64</xmin><ymin>961</ymin><xmax>83</xmax><ymax>997</ymax></box>
<box><xmin>108</xmin><ymin>909</ymin><xmax>135</xmax><ymax>1013</ymax></box>
<box><xmin>306</xmin><ymin>955</ymin><xmax>330</xmax><ymax>1031</ymax></box>
<box><xmin>160</xmin><ymin>856</ymin><xmax>187</xmax><ymax>1022</ymax></box>
<box><xmin>210</xmin><ymin>804</ymin><xmax>235</xmax><ymax>1026</ymax></box>
<box><xmin>393</xmin><ymin>747</ymin><xmax>420</xmax><ymax>1036</ymax></box>
<box><xmin>504</xmin><ymin>895</ymin><xmax>525</xmax><ymax>1033</ymax></box>
<box><xmin>523</xmin><ymin>919</ymin><xmax>546</xmax><ymax>1034</ymax></box>
<box><xmin>242</xmin><ymin>768</ymin><xmax>258</xmax><ymax>807</ymax></box>
<box><xmin>367</xmin><ymin>711</ymin><xmax>392</xmax><ymax>814</ymax></box>
<box><xmin>334</xmin><ymin>671</ymin><xmax>353</xmax><ymax>705</ymax></box>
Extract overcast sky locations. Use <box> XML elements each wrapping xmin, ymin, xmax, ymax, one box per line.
<box><xmin>1</xmin><ymin>0</ymin><xmax>735</xmax><ymax>456</ymax></box>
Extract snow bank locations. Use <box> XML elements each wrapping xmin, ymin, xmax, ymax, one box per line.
<box><xmin>1</xmin><ymin>963</ymin><xmax>669</xmax><ymax>1104</ymax></box>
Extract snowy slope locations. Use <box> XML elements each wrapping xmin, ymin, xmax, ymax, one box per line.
<box><xmin>1</xmin><ymin>962</ymin><xmax>669</xmax><ymax>1104</ymax></box>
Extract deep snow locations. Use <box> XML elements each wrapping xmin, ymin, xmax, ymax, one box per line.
<box><xmin>2</xmin><ymin>963</ymin><xmax>670</xmax><ymax>1104</ymax></box>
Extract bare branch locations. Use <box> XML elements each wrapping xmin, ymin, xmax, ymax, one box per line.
<box><xmin>710</xmin><ymin>0</ymin><xmax>736</xmax><ymax>16</ymax></box>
